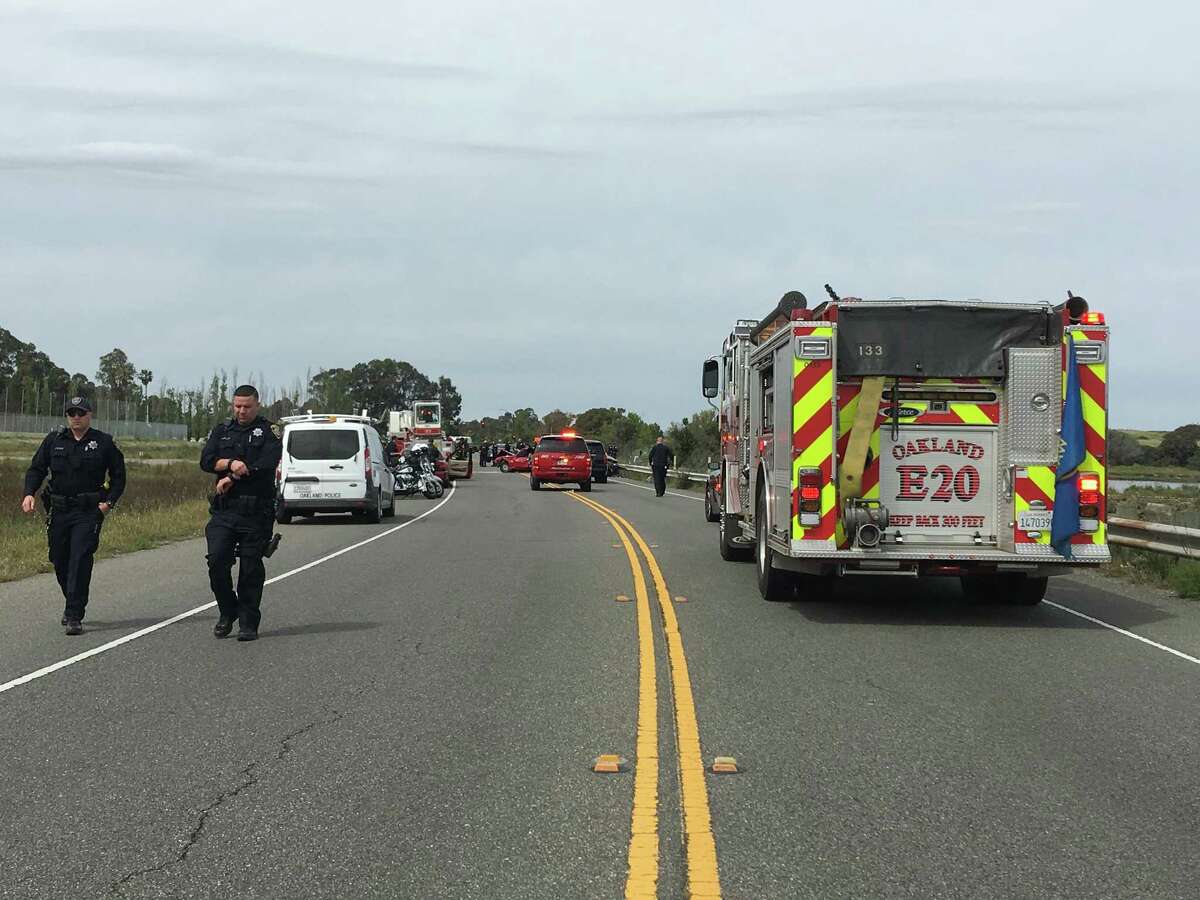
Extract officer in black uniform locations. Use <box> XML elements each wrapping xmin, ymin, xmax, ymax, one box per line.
<box><xmin>200</xmin><ymin>385</ymin><xmax>283</xmax><ymax>641</ymax></box>
<box><xmin>648</xmin><ymin>435</ymin><xmax>672</xmax><ymax>497</ymax></box>
<box><xmin>21</xmin><ymin>396</ymin><xmax>126</xmax><ymax>635</ymax></box>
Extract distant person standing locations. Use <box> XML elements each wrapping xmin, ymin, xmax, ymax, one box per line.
<box><xmin>200</xmin><ymin>385</ymin><xmax>283</xmax><ymax>642</ymax></box>
<box><xmin>20</xmin><ymin>396</ymin><xmax>126</xmax><ymax>635</ymax></box>
<box><xmin>648</xmin><ymin>435</ymin><xmax>671</xmax><ymax>497</ymax></box>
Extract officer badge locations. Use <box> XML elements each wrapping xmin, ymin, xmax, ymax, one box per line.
<box><xmin>252</xmin><ymin>427</ymin><xmax>264</xmax><ymax>438</ymax></box>
<box><xmin>71</xmin><ymin>396</ymin><xmax>83</xmax><ymax>407</ymax></box>
<box><xmin>85</xmin><ymin>440</ymin><xmax>98</xmax><ymax>451</ymax></box>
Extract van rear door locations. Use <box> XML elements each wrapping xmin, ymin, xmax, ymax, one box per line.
<box><xmin>283</xmin><ymin>427</ymin><xmax>365</xmax><ymax>501</ymax></box>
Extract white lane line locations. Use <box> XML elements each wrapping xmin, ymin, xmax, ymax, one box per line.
<box><xmin>609</xmin><ymin>477</ymin><xmax>704</xmax><ymax>503</ymax></box>
<box><xmin>1045</xmin><ymin>599</ymin><xmax>1200</xmax><ymax>666</ymax></box>
<box><xmin>0</xmin><ymin>485</ymin><xmax>457</xmax><ymax>696</ymax></box>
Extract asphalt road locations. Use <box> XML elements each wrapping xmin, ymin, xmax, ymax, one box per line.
<box><xmin>2</xmin><ymin>468</ymin><xmax>1199</xmax><ymax>898</ymax></box>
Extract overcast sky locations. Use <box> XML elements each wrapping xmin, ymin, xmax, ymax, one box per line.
<box><xmin>1</xmin><ymin>1</ymin><xmax>1197</xmax><ymax>428</ymax></box>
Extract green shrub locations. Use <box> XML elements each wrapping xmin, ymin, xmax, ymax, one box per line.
<box><xmin>1167</xmin><ymin>561</ymin><xmax>1200</xmax><ymax>599</ymax></box>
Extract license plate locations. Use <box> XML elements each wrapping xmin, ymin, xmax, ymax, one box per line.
<box><xmin>1017</xmin><ymin>511</ymin><xmax>1052</xmax><ymax>532</ymax></box>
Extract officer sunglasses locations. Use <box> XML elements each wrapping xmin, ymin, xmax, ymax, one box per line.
<box><xmin>66</xmin><ymin>409</ymin><xmax>88</xmax><ymax>417</ymax></box>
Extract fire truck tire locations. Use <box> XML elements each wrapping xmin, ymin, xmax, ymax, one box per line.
<box><xmin>961</xmin><ymin>574</ymin><xmax>1047</xmax><ymax>606</ymax></box>
<box><xmin>530</xmin><ymin>477</ymin><xmax>541</xmax><ymax>491</ymax></box>
<box><xmin>1006</xmin><ymin>574</ymin><xmax>1048</xmax><ymax>606</ymax></box>
<box><xmin>719</xmin><ymin>512</ymin><xmax>752</xmax><ymax>561</ymax></box>
<box><xmin>756</xmin><ymin>495</ymin><xmax>793</xmax><ymax>602</ymax></box>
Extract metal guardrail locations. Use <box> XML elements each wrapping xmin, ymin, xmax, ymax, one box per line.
<box><xmin>621</xmin><ymin>463</ymin><xmax>709</xmax><ymax>485</ymax></box>
<box><xmin>620</xmin><ymin>471</ymin><xmax>1198</xmax><ymax>560</ymax></box>
<box><xmin>1108</xmin><ymin>516</ymin><xmax>1200</xmax><ymax>560</ymax></box>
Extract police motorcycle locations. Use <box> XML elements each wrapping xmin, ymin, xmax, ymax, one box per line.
<box><xmin>390</xmin><ymin>441</ymin><xmax>444</xmax><ymax>499</ymax></box>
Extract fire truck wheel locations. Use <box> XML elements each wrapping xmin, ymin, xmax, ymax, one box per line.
<box><xmin>719</xmin><ymin>511</ymin><xmax>752</xmax><ymax>561</ymax></box>
<box><xmin>961</xmin><ymin>574</ymin><xmax>1047</xmax><ymax>606</ymax></box>
<box><xmin>756</xmin><ymin>495</ymin><xmax>794</xmax><ymax>602</ymax></box>
<box><xmin>1006</xmin><ymin>574</ymin><xmax>1048</xmax><ymax>606</ymax></box>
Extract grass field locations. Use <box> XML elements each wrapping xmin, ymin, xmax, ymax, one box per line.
<box><xmin>0</xmin><ymin>433</ymin><xmax>200</xmax><ymax>462</ymax></box>
<box><xmin>1121</xmin><ymin>430</ymin><xmax>1167</xmax><ymax>449</ymax></box>
<box><xmin>0</xmin><ymin>459</ymin><xmax>212</xmax><ymax>584</ymax></box>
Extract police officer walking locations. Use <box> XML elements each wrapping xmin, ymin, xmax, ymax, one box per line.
<box><xmin>21</xmin><ymin>396</ymin><xmax>126</xmax><ymax>635</ymax></box>
<box><xmin>200</xmin><ymin>385</ymin><xmax>282</xmax><ymax>641</ymax></box>
<box><xmin>648</xmin><ymin>435</ymin><xmax>672</xmax><ymax>497</ymax></box>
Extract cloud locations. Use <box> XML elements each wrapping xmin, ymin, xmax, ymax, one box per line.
<box><xmin>0</xmin><ymin>141</ymin><xmax>379</xmax><ymax>184</ymax></box>
<box><xmin>591</xmin><ymin>81</ymin><xmax>1173</xmax><ymax>129</ymax></box>
<box><xmin>65</xmin><ymin>27</ymin><xmax>482</xmax><ymax>82</ymax></box>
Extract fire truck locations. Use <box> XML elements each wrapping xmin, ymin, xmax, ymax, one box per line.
<box><xmin>387</xmin><ymin>401</ymin><xmax>452</xmax><ymax>485</ymax></box>
<box><xmin>702</xmin><ymin>289</ymin><xmax>1110</xmax><ymax>605</ymax></box>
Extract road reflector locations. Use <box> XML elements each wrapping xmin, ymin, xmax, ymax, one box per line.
<box><xmin>616</xmin><ymin>594</ymin><xmax>631</xmax><ymax>602</ymax></box>
<box><xmin>711</xmin><ymin>756</ymin><xmax>738</xmax><ymax>774</ymax></box>
<box><xmin>674</xmin><ymin>596</ymin><xmax>688</xmax><ymax>603</ymax></box>
<box><xmin>612</xmin><ymin>543</ymin><xmax>622</xmax><ymax>548</ymax></box>
<box><xmin>649</xmin><ymin>544</ymin><xmax>659</xmax><ymax>549</ymax></box>
<box><xmin>593</xmin><ymin>754</ymin><xmax>624</xmax><ymax>773</ymax></box>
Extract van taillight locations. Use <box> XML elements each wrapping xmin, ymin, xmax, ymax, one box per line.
<box><xmin>364</xmin><ymin>445</ymin><xmax>372</xmax><ymax>484</ymax></box>
<box><xmin>1078</xmin><ymin>472</ymin><xmax>1101</xmax><ymax>525</ymax></box>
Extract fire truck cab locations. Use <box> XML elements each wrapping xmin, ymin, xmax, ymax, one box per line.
<box><xmin>703</xmin><ymin>290</ymin><xmax>1110</xmax><ymax>605</ymax></box>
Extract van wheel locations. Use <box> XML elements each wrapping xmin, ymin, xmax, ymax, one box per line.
<box><xmin>756</xmin><ymin>494</ymin><xmax>792</xmax><ymax>601</ymax></box>
<box><xmin>382</xmin><ymin>491</ymin><xmax>396</xmax><ymax>518</ymax></box>
<box><xmin>366</xmin><ymin>489</ymin><xmax>382</xmax><ymax>524</ymax></box>
<box><xmin>276</xmin><ymin>508</ymin><xmax>292</xmax><ymax>525</ymax></box>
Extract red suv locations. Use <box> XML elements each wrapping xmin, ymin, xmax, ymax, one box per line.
<box><xmin>531</xmin><ymin>434</ymin><xmax>592</xmax><ymax>491</ymax></box>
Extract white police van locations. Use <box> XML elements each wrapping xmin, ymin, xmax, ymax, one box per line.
<box><xmin>275</xmin><ymin>414</ymin><xmax>395</xmax><ymax>524</ymax></box>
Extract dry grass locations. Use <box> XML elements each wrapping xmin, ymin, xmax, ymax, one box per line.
<box><xmin>0</xmin><ymin>460</ymin><xmax>212</xmax><ymax>583</ymax></box>
<box><xmin>0</xmin><ymin>434</ymin><xmax>200</xmax><ymax>462</ymax></box>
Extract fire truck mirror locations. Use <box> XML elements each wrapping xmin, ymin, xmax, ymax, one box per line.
<box><xmin>702</xmin><ymin>359</ymin><xmax>719</xmax><ymax>398</ymax></box>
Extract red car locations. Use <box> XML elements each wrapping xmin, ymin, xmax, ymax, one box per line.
<box><xmin>499</xmin><ymin>449</ymin><xmax>532</xmax><ymax>473</ymax></box>
<box><xmin>530</xmin><ymin>433</ymin><xmax>591</xmax><ymax>491</ymax></box>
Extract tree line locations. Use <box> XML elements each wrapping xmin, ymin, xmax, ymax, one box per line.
<box><xmin>0</xmin><ymin>328</ymin><xmax>461</xmax><ymax>441</ymax></box>
<box><xmin>1109</xmin><ymin>427</ymin><xmax>1200</xmax><ymax>469</ymax></box>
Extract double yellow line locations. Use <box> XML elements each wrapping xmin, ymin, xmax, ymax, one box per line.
<box><xmin>569</xmin><ymin>491</ymin><xmax>722</xmax><ymax>899</ymax></box>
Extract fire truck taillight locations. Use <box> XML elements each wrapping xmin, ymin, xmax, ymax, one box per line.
<box><xmin>797</xmin><ymin>467</ymin><xmax>822</xmax><ymax>525</ymax></box>
<box><xmin>1078</xmin><ymin>472</ymin><xmax>1101</xmax><ymax>529</ymax></box>
<box><xmin>1081</xmin><ymin>311</ymin><xmax>1106</xmax><ymax>325</ymax></box>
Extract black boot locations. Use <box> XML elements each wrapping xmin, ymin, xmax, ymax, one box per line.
<box><xmin>213</xmin><ymin>616</ymin><xmax>235</xmax><ymax>638</ymax></box>
<box><xmin>236</xmin><ymin>627</ymin><xmax>258</xmax><ymax>642</ymax></box>
<box><xmin>64</xmin><ymin>619</ymin><xmax>83</xmax><ymax>636</ymax></box>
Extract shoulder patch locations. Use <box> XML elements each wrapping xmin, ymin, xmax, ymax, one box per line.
<box><xmin>271</xmin><ymin>423</ymin><xmax>282</xmax><ymax>438</ymax></box>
